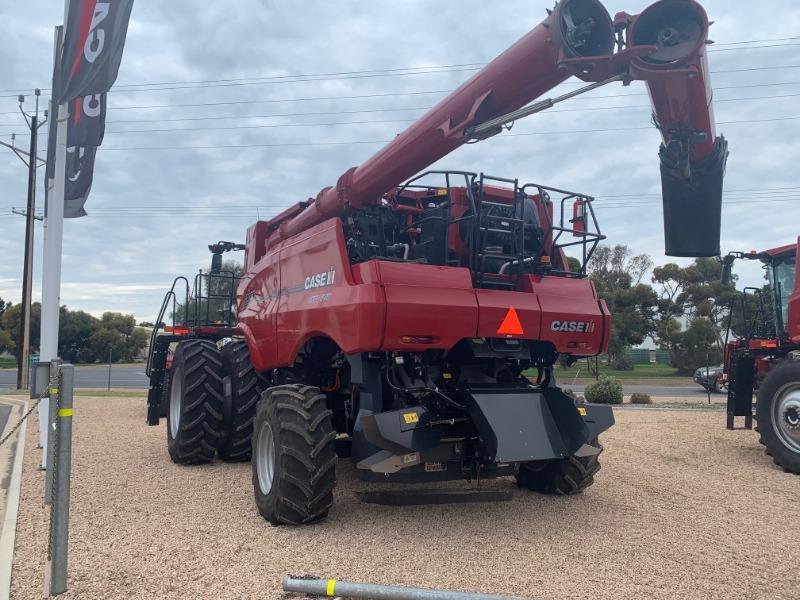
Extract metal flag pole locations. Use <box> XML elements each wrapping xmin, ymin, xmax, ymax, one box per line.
<box><xmin>39</xmin><ymin>1</ymin><xmax>69</xmax><ymax>467</ymax></box>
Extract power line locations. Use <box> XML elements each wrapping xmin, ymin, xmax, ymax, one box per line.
<box><xmin>66</xmin><ymin>115</ymin><xmax>794</xmax><ymax>151</ymax></box>
<box><xmin>3</xmin><ymin>35</ymin><xmax>795</xmax><ymax>96</ymax></box>
<box><xmin>4</xmin><ymin>85</ymin><xmax>790</xmax><ymax>127</ymax></box>
<box><xmin>22</xmin><ymin>42</ymin><xmax>800</xmax><ymax>96</ymax></box>
<box><xmin>709</xmin><ymin>43</ymin><xmax>800</xmax><ymax>53</ymax></box>
<box><xmin>1</xmin><ymin>38</ymin><xmax>798</xmax><ymax>98</ymax></box>
<box><xmin>96</xmin><ymin>92</ymin><xmax>800</xmax><ymax>132</ymax></box>
<box><xmin>5</xmin><ymin>188</ymin><xmax>800</xmax><ymax>214</ymax></box>
<box><xmin>3</xmin><ymin>195</ymin><xmax>799</xmax><ymax>219</ymax></box>
<box><xmin>598</xmin><ymin>186</ymin><xmax>800</xmax><ymax>200</ymax></box>
<box><xmin>710</xmin><ymin>36</ymin><xmax>800</xmax><ymax>46</ymax></box>
<box><xmin>4</xmin><ymin>75</ymin><xmax>798</xmax><ymax>119</ymax></box>
<box><xmin>4</xmin><ymin>89</ymin><xmax>800</xmax><ymax>138</ymax></box>
<box><xmin>57</xmin><ymin>95</ymin><xmax>789</xmax><ymax>136</ymax></box>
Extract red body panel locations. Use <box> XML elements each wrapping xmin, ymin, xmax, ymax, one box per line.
<box><xmin>377</xmin><ymin>262</ymin><xmax>477</xmax><ymax>352</ymax></box>
<box><xmin>238</xmin><ymin>217</ymin><xmax>609</xmax><ymax>369</ymax></box>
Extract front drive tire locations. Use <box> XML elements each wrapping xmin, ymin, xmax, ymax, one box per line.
<box><xmin>167</xmin><ymin>339</ymin><xmax>225</xmax><ymax>465</ymax></box>
<box><xmin>516</xmin><ymin>442</ymin><xmax>603</xmax><ymax>494</ymax></box>
<box><xmin>251</xmin><ymin>385</ymin><xmax>337</xmax><ymax>525</ymax></box>
<box><xmin>756</xmin><ymin>360</ymin><xmax>800</xmax><ymax>474</ymax></box>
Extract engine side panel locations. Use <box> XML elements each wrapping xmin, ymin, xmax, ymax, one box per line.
<box><xmin>275</xmin><ymin>220</ymin><xmax>385</xmax><ymax>364</ymax></box>
<box><xmin>523</xmin><ymin>275</ymin><xmax>608</xmax><ymax>354</ymax></box>
<box><xmin>377</xmin><ymin>262</ymin><xmax>478</xmax><ymax>351</ymax></box>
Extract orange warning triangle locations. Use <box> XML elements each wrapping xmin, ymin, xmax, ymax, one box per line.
<box><xmin>497</xmin><ymin>306</ymin><xmax>524</xmax><ymax>336</ymax></box>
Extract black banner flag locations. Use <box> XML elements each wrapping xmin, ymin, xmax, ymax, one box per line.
<box><xmin>67</xmin><ymin>93</ymin><xmax>106</xmax><ymax>147</ymax></box>
<box><xmin>58</xmin><ymin>0</ymin><xmax>134</xmax><ymax>104</ymax></box>
<box><xmin>64</xmin><ymin>145</ymin><xmax>97</xmax><ymax>218</ymax></box>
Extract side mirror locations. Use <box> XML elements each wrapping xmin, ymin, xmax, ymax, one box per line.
<box><xmin>211</xmin><ymin>253</ymin><xmax>223</xmax><ymax>273</ymax></box>
<box><xmin>720</xmin><ymin>255</ymin><xmax>734</xmax><ymax>286</ymax></box>
<box><xmin>571</xmin><ymin>198</ymin><xmax>587</xmax><ymax>236</ymax></box>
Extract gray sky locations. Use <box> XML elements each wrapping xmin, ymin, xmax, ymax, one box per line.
<box><xmin>0</xmin><ymin>0</ymin><xmax>799</xmax><ymax>322</ymax></box>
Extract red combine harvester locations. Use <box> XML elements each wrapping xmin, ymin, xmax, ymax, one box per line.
<box><xmin>146</xmin><ymin>0</ymin><xmax>727</xmax><ymax>524</ymax></box>
<box><xmin>722</xmin><ymin>240</ymin><xmax>800</xmax><ymax>474</ymax></box>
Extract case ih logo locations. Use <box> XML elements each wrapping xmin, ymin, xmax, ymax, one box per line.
<box><xmin>304</xmin><ymin>268</ymin><xmax>336</xmax><ymax>290</ymax></box>
<box><xmin>550</xmin><ymin>320</ymin><xmax>595</xmax><ymax>333</ymax></box>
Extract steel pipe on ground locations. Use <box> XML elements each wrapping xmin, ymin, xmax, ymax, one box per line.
<box><xmin>282</xmin><ymin>577</ymin><xmax>533</xmax><ymax>600</ymax></box>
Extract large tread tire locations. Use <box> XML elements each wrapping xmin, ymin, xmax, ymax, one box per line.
<box><xmin>219</xmin><ymin>341</ymin><xmax>266</xmax><ymax>462</ymax></box>
<box><xmin>167</xmin><ymin>339</ymin><xmax>225</xmax><ymax>465</ymax></box>
<box><xmin>251</xmin><ymin>385</ymin><xmax>337</xmax><ymax>525</ymax></box>
<box><xmin>158</xmin><ymin>368</ymin><xmax>171</xmax><ymax>419</ymax></box>
<box><xmin>516</xmin><ymin>444</ymin><xmax>602</xmax><ymax>495</ymax></box>
<box><xmin>755</xmin><ymin>361</ymin><xmax>800</xmax><ymax>474</ymax></box>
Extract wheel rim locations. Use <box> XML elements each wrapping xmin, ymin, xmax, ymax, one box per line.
<box><xmin>169</xmin><ymin>367</ymin><xmax>182</xmax><ymax>439</ymax></box>
<box><xmin>255</xmin><ymin>420</ymin><xmax>276</xmax><ymax>495</ymax></box>
<box><xmin>771</xmin><ymin>384</ymin><xmax>800</xmax><ymax>453</ymax></box>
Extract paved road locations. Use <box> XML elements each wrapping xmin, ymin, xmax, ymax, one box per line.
<box><xmin>0</xmin><ymin>404</ymin><xmax>10</xmax><ymax>434</ymax></box>
<box><xmin>0</xmin><ymin>366</ymin><xmax>713</xmax><ymax>397</ymax></box>
<box><xmin>0</xmin><ymin>365</ymin><xmax>150</xmax><ymax>390</ymax></box>
<box><xmin>571</xmin><ymin>383</ymin><xmax>714</xmax><ymax>397</ymax></box>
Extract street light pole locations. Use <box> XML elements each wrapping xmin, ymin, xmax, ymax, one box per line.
<box><xmin>18</xmin><ymin>90</ymin><xmax>46</xmax><ymax>389</ymax></box>
<box><xmin>0</xmin><ymin>92</ymin><xmax>49</xmax><ymax>389</ymax></box>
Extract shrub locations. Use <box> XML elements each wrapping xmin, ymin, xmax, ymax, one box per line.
<box><xmin>629</xmin><ymin>392</ymin><xmax>652</xmax><ymax>404</ymax></box>
<box><xmin>584</xmin><ymin>376</ymin><xmax>623</xmax><ymax>405</ymax></box>
<box><xmin>609</xmin><ymin>351</ymin><xmax>634</xmax><ymax>371</ymax></box>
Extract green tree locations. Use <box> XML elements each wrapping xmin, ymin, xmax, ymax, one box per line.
<box><xmin>0</xmin><ymin>328</ymin><xmax>12</xmax><ymax>355</ymax></box>
<box><xmin>669</xmin><ymin>318</ymin><xmax>723</xmax><ymax>374</ymax></box>
<box><xmin>59</xmin><ymin>308</ymin><xmax>99</xmax><ymax>363</ymax></box>
<box><xmin>566</xmin><ymin>256</ymin><xmax>581</xmax><ymax>273</ymax></box>
<box><xmin>90</xmin><ymin>312</ymin><xmax>148</xmax><ymax>362</ymax></box>
<box><xmin>651</xmin><ymin>257</ymin><xmax>738</xmax><ymax>372</ymax></box>
<box><xmin>588</xmin><ymin>245</ymin><xmax>658</xmax><ymax>370</ymax></box>
<box><xmin>1</xmin><ymin>302</ymin><xmax>41</xmax><ymax>359</ymax></box>
<box><xmin>173</xmin><ymin>259</ymin><xmax>243</xmax><ymax>326</ymax></box>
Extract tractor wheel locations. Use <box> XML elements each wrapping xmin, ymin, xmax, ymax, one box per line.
<box><xmin>167</xmin><ymin>339</ymin><xmax>225</xmax><ymax>465</ymax></box>
<box><xmin>516</xmin><ymin>443</ymin><xmax>602</xmax><ymax>494</ymax></box>
<box><xmin>251</xmin><ymin>385</ymin><xmax>337</xmax><ymax>525</ymax></box>
<box><xmin>218</xmin><ymin>341</ymin><xmax>266</xmax><ymax>462</ymax></box>
<box><xmin>755</xmin><ymin>361</ymin><xmax>800</xmax><ymax>474</ymax></box>
<box><xmin>158</xmin><ymin>368</ymin><xmax>171</xmax><ymax>418</ymax></box>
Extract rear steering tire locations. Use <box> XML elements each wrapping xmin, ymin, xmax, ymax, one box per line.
<box><xmin>158</xmin><ymin>368</ymin><xmax>171</xmax><ymax>418</ymax></box>
<box><xmin>167</xmin><ymin>339</ymin><xmax>225</xmax><ymax>465</ymax></box>
<box><xmin>218</xmin><ymin>341</ymin><xmax>266</xmax><ymax>462</ymax></box>
<box><xmin>516</xmin><ymin>442</ymin><xmax>602</xmax><ymax>494</ymax></box>
<box><xmin>755</xmin><ymin>361</ymin><xmax>800</xmax><ymax>474</ymax></box>
<box><xmin>251</xmin><ymin>385</ymin><xmax>337</xmax><ymax>525</ymax></box>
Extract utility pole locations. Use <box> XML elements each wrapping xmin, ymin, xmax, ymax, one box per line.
<box><xmin>0</xmin><ymin>90</ymin><xmax>48</xmax><ymax>389</ymax></box>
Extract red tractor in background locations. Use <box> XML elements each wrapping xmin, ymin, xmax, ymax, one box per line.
<box><xmin>722</xmin><ymin>240</ymin><xmax>800</xmax><ymax>474</ymax></box>
<box><xmin>146</xmin><ymin>0</ymin><xmax>728</xmax><ymax>525</ymax></box>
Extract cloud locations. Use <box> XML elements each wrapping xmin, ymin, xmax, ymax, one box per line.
<box><xmin>0</xmin><ymin>0</ymin><xmax>798</xmax><ymax>323</ymax></box>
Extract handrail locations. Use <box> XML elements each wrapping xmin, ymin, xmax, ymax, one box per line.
<box><xmin>145</xmin><ymin>276</ymin><xmax>189</xmax><ymax>377</ymax></box>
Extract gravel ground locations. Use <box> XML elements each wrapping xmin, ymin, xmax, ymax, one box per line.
<box><xmin>9</xmin><ymin>395</ymin><xmax>798</xmax><ymax>600</ymax></box>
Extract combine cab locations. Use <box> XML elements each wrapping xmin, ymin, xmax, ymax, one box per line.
<box><xmin>146</xmin><ymin>0</ymin><xmax>729</xmax><ymax>524</ymax></box>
